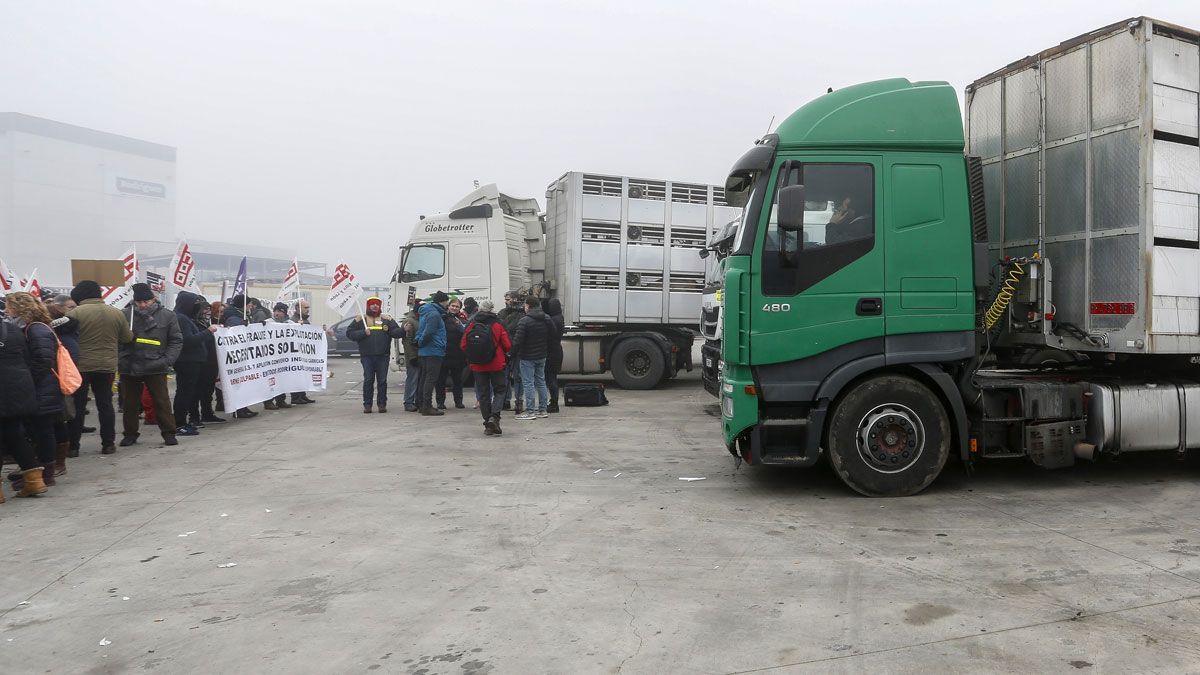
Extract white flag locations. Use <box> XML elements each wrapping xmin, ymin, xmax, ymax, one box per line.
<box><xmin>19</xmin><ymin>268</ymin><xmax>40</xmax><ymax>297</ymax></box>
<box><xmin>277</xmin><ymin>258</ymin><xmax>300</xmax><ymax>301</ymax></box>
<box><xmin>0</xmin><ymin>258</ymin><xmax>15</xmax><ymax>296</ymax></box>
<box><xmin>101</xmin><ymin>248</ymin><xmax>139</xmax><ymax>308</ymax></box>
<box><xmin>168</xmin><ymin>240</ymin><xmax>198</xmax><ymax>291</ymax></box>
<box><xmin>326</xmin><ymin>261</ymin><xmax>362</xmax><ymax>315</ymax></box>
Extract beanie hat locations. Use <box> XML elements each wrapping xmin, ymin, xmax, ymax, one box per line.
<box><xmin>132</xmin><ymin>283</ymin><xmax>154</xmax><ymax>302</ymax></box>
<box><xmin>431</xmin><ymin>291</ymin><xmax>450</xmax><ymax>304</ymax></box>
<box><xmin>71</xmin><ymin>280</ymin><xmax>103</xmax><ymax>303</ymax></box>
<box><xmin>273</xmin><ymin>302</ymin><xmax>289</xmax><ymax>313</ymax></box>
<box><xmin>479</xmin><ymin>300</ymin><xmax>495</xmax><ymax>313</ymax></box>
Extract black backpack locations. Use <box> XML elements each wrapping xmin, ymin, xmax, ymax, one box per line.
<box><xmin>464</xmin><ymin>318</ymin><xmax>497</xmax><ymax>365</ymax></box>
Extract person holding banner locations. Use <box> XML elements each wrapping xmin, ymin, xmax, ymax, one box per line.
<box><xmin>346</xmin><ymin>297</ymin><xmax>403</xmax><ymax>413</ymax></box>
<box><xmin>172</xmin><ymin>292</ymin><xmax>218</xmax><ymax>436</ymax></box>
<box><xmin>119</xmin><ymin>284</ymin><xmax>182</xmax><ymax>447</ymax></box>
<box><xmin>68</xmin><ymin>280</ymin><xmax>133</xmax><ymax>455</ymax></box>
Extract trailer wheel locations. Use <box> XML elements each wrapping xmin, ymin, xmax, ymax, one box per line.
<box><xmin>826</xmin><ymin>375</ymin><xmax>950</xmax><ymax>497</ymax></box>
<box><xmin>610</xmin><ymin>337</ymin><xmax>666</xmax><ymax>390</ymax></box>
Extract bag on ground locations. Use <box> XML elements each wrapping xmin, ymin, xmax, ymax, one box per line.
<box><xmin>563</xmin><ymin>383</ymin><xmax>608</xmax><ymax>407</ymax></box>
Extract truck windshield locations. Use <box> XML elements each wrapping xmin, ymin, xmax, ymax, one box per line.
<box><xmin>399</xmin><ymin>244</ymin><xmax>446</xmax><ymax>283</ymax></box>
<box><xmin>730</xmin><ymin>175</ymin><xmax>762</xmax><ymax>252</ymax></box>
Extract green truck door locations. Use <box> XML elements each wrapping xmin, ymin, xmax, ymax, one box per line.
<box><xmin>751</xmin><ymin>156</ymin><xmax>885</xmax><ymax>365</ymax></box>
<box><xmin>883</xmin><ymin>156</ymin><xmax>976</xmax><ymax>338</ymax></box>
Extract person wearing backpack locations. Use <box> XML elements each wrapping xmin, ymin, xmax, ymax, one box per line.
<box><xmin>461</xmin><ymin>300</ymin><xmax>512</xmax><ymax>436</ymax></box>
<box><xmin>0</xmin><ymin>310</ymin><xmax>50</xmax><ymax>499</ymax></box>
<box><xmin>3</xmin><ymin>292</ymin><xmax>64</xmax><ymax>490</ymax></box>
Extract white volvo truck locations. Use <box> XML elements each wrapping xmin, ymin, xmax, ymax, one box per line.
<box><xmin>394</xmin><ymin>173</ymin><xmax>741</xmax><ymax>389</ymax></box>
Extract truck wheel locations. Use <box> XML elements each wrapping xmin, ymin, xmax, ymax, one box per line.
<box><xmin>826</xmin><ymin>375</ymin><xmax>950</xmax><ymax>497</ymax></box>
<box><xmin>610</xmin><ymin>337</ymin><xmax>666</xmax><ymax>390</ymax></box>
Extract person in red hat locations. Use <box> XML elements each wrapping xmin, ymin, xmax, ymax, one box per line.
<box><xmin>346</xmin><ymin>297</ymin><xmax>403</xmax><ymax>413</ymax></box>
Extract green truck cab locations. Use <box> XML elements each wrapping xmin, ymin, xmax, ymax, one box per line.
<box><xmin>721</xmin><ymin>79</ymin><xmax>991</xmax><ymax>496</ymax></box>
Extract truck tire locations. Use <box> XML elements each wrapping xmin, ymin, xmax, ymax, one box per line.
<box><xmin>610</xmin><ymin>337</ymin><xmax>666</xmax><ymax>390</ymax></box>
<box><xmin>826</xmin><ymin>375</ymin><xmax>950</xmax><ymax>497</ymax></box>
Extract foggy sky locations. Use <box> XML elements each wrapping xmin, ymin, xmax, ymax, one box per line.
<box><xmin>3</xmin><ymin>0</ymin><xmax>1198</xmax><ymax>282</ymax></box>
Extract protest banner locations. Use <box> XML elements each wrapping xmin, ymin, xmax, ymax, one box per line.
<box><xmin>213</xmin><ymin>322</ymin><xmax>328</xmax><ymax>411</ymax></box>
<box><xmin>326</xmin><ymin>261</ymin><xmax>362</xmax><ymax>316</ymax></box>
<box><xmin>277</xmin><ymin>258</ymin><xmax>300</xmax><ymax>301</ymax></box>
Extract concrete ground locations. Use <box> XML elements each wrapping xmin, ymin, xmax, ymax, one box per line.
<box><xmin>3</xmin><ymin>360</ymin><xmax>1200</xmax><ymax>674</ymax></box>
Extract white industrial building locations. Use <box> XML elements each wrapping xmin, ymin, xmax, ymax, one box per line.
<box><xmin>0</xmin><ymin>113</ymin><xmax>177</xmax><ymax>285</ymax></box>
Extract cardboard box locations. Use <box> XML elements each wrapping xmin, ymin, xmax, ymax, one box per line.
<box><xmin>71</xmin><ymin>259</ymin><xmax>126</xmax><ymax>287</ymax></box>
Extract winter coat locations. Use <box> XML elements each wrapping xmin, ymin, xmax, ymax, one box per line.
<box><xmin>400</xmin><ymin>310</ymin><xmax>420</xmax><ymax>361</ymax></box>
<box><xmin>347</xmin><ymin>316</ymin><xmax>403</xmax><ymax>357</ymax></box>
<box><xmin>120</xmin><ymin>301</ymin><xmax>183</xmax><ymax>376</ymax></box>
<box><xmin>69</xmin><ymin>298</ymin><xmax>133</xmax><ymax>373</ymax></box>
<box><xmin>545</xmin><ymin>299</ymin><xmax>566</xmax><ymax>365</ymax></box>
<box><xmin>442</xmin><ymin>313</ymin><xmax>467</xmax><ymax>366</ymax></box>
<box><xmin>461</xmin><ymin>313</ymin><xmax>512</xmax><ymax>373</ymax></box>
<box><xmin>21</xmin><ymin>321</ymin><xmax>63</xmax><ymax>416</ymax></box>
<box><xmin>222</xmin><ymin>305</ymin><xmax>247</xmax><ymax>327</ymax></box>
<box><xmin>52</xmin><ymin>316</ymin><xmax>82</xmax><ymax>365</ymax></box>
<box><xmin>512</xmin><ymin>308</ymin><xmax>552</xmax><ymax>361</ymax></box>
<box><xmin>0</xmin><ymin>318</ymin><xmax>37</xmax><ymax>418</ymax></box>
<box><xmin>416</xmin><ymin>302</ymin><xmax>448</xmax><ymax>358</ymax></box>
<box><xmin>174</xmin><ymin>291</ymin><xmax>213</xmax><ymax>365</ymax></box>
<box><xmin>498</xmin><ymin>305</ymin><xmax>523</xmax><ymax>339</ymax></box>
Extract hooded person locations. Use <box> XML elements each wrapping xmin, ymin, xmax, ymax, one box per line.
<box><xmin>172</xmin><ymin>291</ymin><xmax>218</xmax><ymax>436</ymax></box>
<box><xmin>544</xmin><ymin>298</ymin><xmax>566</xmax><ymax>413</ymax></box>
<box><xmin>67</xmin><ymin>279</ymin><xmax>134</xmax><ymax>455</ymax></box>
<box><xmin>119</xmin><ymin>283</ymin><xmax>183</xmax><ymax>447</ymax></box>
<box><xmin>461</xmin><ymin>299</ymin><xmax>513</xmax><ymax>436</ymax></box>
<box><xmin>192</xmin><ymin>297</ymin><xmax>225</xmax><ymax>426</ymax></box>
<box><xmin>346</xmin><ymin>296</ymin><xmax>404</xmax><ymax>413</ymax></box>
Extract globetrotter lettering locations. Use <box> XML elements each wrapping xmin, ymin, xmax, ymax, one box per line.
<box><xmin>213</xmin><ymin>323</ymin><xmax>328</xmax><ymax>411</ymax></box>
<box><xmin>423</xmin><ymin>223</ymin><xmax>475</xmax><ymax>233</ymax></box>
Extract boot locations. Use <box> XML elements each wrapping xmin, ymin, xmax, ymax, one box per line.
<box><xmin>363</xmin><ymin>405</ymin><xmax>373</xmax><ymax>414</ymax></box>
<box><xmin>16</xmin><ymin>467</ymin><xmax>47</xmax><ymax>497</ymax></box>
<box><xmin>56</xmin><ymin>442</ymin><xmax>69</xmax><ymax>476</ymax></box>
<box><xmin>8</xmin><ymin>470</ymin><xmax>24</xmax><ymax>493</ymax></box>
<box><xmin>277</xmin><ymin>400</ymin><xmax>293</xmax><ymax>409</ymax></box>
<box><xmin>67</xmin><ymin>444</ymin><xmax>80</xmax><ymax>458</ymax></box>
<box><xmin>492</xmin><ymin>415</ymin><xmax>502</xmax><ymax>436</ymax></box>
<box><xmin>264</xmin><ymin>401</ymin><xmax>279</xmax><ymax>410</ymax></box>
<box><xmin>420</xmin><ymin>406</ymin><xmax>444</xmax><ymax>417</ymax></box>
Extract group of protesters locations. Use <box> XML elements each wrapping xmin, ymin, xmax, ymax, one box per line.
<box><xmin>0</xmin><ymin>280</ymin><xmax>316</xmax><ymax>502</ymax></box>
<box><xmin>349</xmin><ymin>289</ymin><xmax>565</xmax><ymax>436</ymax></box>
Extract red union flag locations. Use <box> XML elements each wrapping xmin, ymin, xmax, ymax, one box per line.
<box><xmin>169</xmin><ymin>240</ymin><xmax>197</xmax><ymax>290</ymax></box>
<box><xmin>326</xmin><ymin>260</ymin><xmax>362</xmax><ymax>315</ymax></box>
<box><xmin>20</xmin><ymin>269</ymin><xmax>41</xmax><ymax>298</ymax></box>
<box><xmin>0</xmin><ymin>257</ymin><xmax>15</xmax><ymax>294</ymax></box>
<box><xmin>102</xmin><ymin>248</ymin><xmax>140</xmax><ymax>308</ymax></box>
<box><xmin>277</xmin><ymin>258</ymin><xmax>300</xmax><ymax>301</ymax></box>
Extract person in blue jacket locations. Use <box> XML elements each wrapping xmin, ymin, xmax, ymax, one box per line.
<box><xmin>415</xmin><ymin>291</ymin><xmax>449</xmax><ymax>416</ymax></box>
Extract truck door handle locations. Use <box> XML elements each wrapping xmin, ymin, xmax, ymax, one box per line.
<box><xmin>856</xmin><ymin>298</ymin><xmax>882</xmax><ymax>316</ymax></box>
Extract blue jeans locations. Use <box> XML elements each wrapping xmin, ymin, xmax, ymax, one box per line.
<box><xmin>404</xmin><ymin>360</ymin><xmax>420</xmax><ymax>408</ymax></box>
<box><xmin>361</xmin><ymin>354</ymin><xmax>390</xmax><ymax>407</ymax></box>
<box><xmin>519</xmin><ymin>358</ymin><xmax>549</xmax><ymax>413</ymax></box>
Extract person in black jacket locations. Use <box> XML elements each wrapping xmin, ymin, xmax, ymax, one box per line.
<box><xmin>4</xmin><ymin>293</ymin><xmax>63</xmax><ymax>491</ymax></box>
<box><xmin>192</xmin><ymin>300</ymin><xmax>225</xmax><ymax>426</ymax></box>
<box><xmin>346</xmin><ymin>296</ymin><xmax>403</xmax><ymax>413</ymax></box>
<box><xmin>436</xmin><ymin>298</ymin><xmax>467</xmax><ymax>409</ymax></box>
<box><xmin>0</xmin><ymin>311</ymin><xmax>49</xmax><ymax>498</ymax></box>
<box><xmin>172</xmin><ymin>292</ymin><xmax>217</xmax><ymax>436</ymax></box>
<box><xmin>498</xmin><ymin>291</ymin><xmax>525</xmax><ymax>412</ymax></box>
<box><xmin>544</xmin><ymin>298</ymin><xmax>566</xmax><ymax>413</ymax></box>
<box><xmin>511</xmin><ymin>296</ymin><xmax>552</xmax><ymax>420</ymax></box>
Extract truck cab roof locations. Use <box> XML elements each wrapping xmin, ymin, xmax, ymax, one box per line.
<box><xmin>774</xmin><ymin>78</ymin><xmax>964</xmax><ymax>153</ymax></box>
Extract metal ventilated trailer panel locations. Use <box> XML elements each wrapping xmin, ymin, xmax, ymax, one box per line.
<box><xmin>966</xmin><ymin>17</ymin><xmax>1200</xmax><ymax>354</ymax></box>
<box><xmin>544</xmin><ymin>172</ymin><xmax>741</xmax><ymax>326</ymax></box>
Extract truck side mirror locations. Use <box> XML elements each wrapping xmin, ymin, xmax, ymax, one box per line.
<box><xmin>777</xmin><ymin>184</ymin><xmax>805</xmax><ymax>232</ymax></box>
<box><xmin>698</xmin><ymin>248</ymin><xmax>710</xmax><ymax>260</ymax></box>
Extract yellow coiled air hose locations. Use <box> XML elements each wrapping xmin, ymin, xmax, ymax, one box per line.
<box><xmin>983</xmin><ymin>261</ymin><xmax>1026</xmax><ymax>330</ymax></box>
